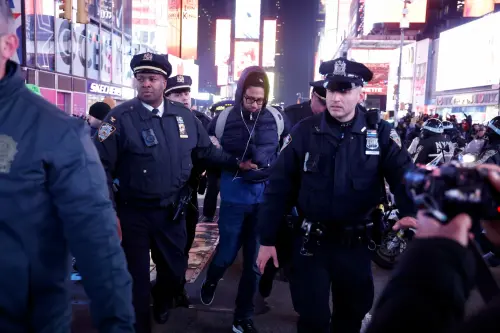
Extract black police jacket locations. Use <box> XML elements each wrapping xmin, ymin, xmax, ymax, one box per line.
<box><xmin>474</xmin><ymin>142</ymin><xmax>500</xmax><ymax>166</ymax></box>
<box><xmin>366</xmin><ymin>238</ymin><xmax>500</xmax><ymax>333</ymax></box>
<box><xmin>94</xmin><ymin>98</ymin><xmax>238</xmax><ymax>207</ymax></box>
<box><xmin>258</xmin><ymin>108</ymin><xmax>416</xmax><ymax>246</ymax></box>
<box><xmin>413</xmin><ymin>134</ymin><xmax>454</xmax><ymax>165</ymax></box>
<box><xmin>285</xmin><ymin>101</ymin><xmax>314</xmax><ymax>128</ymax></box>
<box><xmin>0</xmin><ymin>61</ymin><xmax>133</xmax><ymax>332</ymax></box>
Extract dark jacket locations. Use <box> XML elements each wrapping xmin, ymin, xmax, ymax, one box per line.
<box><xmin>285</xmin><ymin>101</ymin><xmax>314</xmax><ymax>128</ymax></box>
<box><xmin>413</xmin><ymin>133</ymin><xmax>454</xmax><ymax>165</ymax></box>
<box><xmin>367</xmin><ymin>238</ymin><xmax>500</xmax><ymax>333</ymax></box>
<box><xmin>193</xmin><ymin>110</ymin><xmax>211</xmax><ymax>130</ymax></box>
<box><xmin>0</xmin><ymin>61</ymin><xmax>134</xmax><ymax>332</ymax></box>
<box><xmin>94</xmin><ymin>98</ymin><xmax>237</xmax><ymax>207</ymax></box>
<box><xmin>258</xmin><ymin>109</ymin><xmax>416</xmax><ymax>246</ymax></box>
<box><xmin>207</xmin><ymin>66</ymin><xmax>289</xmax><ymax>169</ymax></box>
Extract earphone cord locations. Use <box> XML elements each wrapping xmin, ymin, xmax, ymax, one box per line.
<box><xmin>233</xmin><ymin>108</ymin><xmax>262</xmax><ymax>181</ymax></box>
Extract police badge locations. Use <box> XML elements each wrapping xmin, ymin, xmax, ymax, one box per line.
<box><xmin>98</xmin><ymin>123</ymin><xmax>116</xmax><ymax>142</ymax></box>
<box><xmin>389</xmin><ymin>129</ymin><xmax>402</xmax><ymax>149</ymax></box>
<box><xmin>333</xmin><ymin>60</ymin><xmax>347</xmax><ymax>76</ymax></box>
<box><xmin>365</xmin><ymin>129</ymin><xmax>380</xmax><ymax>156</ymax></box>
<box><xmin>143</xmin><ymin>52</ymin><xmax>153</xmax><ymax>61</ymax></box>
<box><xmin>0</xmin><ymin>135</ymin><xmax>18</xmax><ymax>174</ymax></box>
<box><xmin>177</xmin><ymin>75</ymin><xmax>185</xmax><ymax>83</ymax></box>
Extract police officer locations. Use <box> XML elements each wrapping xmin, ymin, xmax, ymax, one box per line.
<box><xmin>413</xmin><ymin>118</ymin><xmax>454</xmax><ymax>165</ymax></box>
<box><xmin>94</xmin><ymin>52</ymin><xmax>256</xmax><ymax>333</ymax></box>
<box><xmin>443</xmin><ymin>120</ymin><xmax>466</xmax><ymax>155</ymax></box>
<box><xmin>473</xmin><ymin>116</ymin><xmax>500</xmax><ymax>166</ymax></box>
<box><xmin>285</xmin><ymin>80</ymin><xmax>327</xmax><ymax>127</ymax></box>
<box><xmin>256</xmin><ymin>58</ymin><xmax>416</xmax><ymax>333</ymax></box>
<box><xmin>164</xmin><ymin>74</ymin><xmax>212</xmax><ymax>304</ymax></box>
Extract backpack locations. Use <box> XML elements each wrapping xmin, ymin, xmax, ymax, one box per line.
<box><xmin>214</xmin><ymin>106</ymin><xmax>285</xmax><ymax>140</ymax></box>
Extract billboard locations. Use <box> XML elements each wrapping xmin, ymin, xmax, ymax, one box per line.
<box><xmin>266</xmin><ymin>72</ymin><xmax>275</xmax><ymax>102</ymax></box>
<box><xmin>217</xmin><ymin>65</ymin><xmax>229</xmax><ymax>86</ymax></box>
<box><xmin>364</xmin><ymin>0</ymin><xmax>427</xmax><ymax>34</ymax></box>
<box><xmin>464</xmin><ymin>0</ymin><xmax>496</xmax><ymax>17</ymax></box>
<box><xmin>362</xmin><ymin>63</ymin><xmax>389</xmax><ymax>95</ymax></box>
<box><xmin>181</xmin><ymin>0</ymin><xmax>198</xmax><ymax>60</ymax></box>
<box><xmin>262</xmin><ymin>20</ymin><xmax>277</xmax><ymax>67</ymax></box>
<box><xmin>413</xmin><ymin>39</ymin><xmax>431</xmax><ymax>112</ymax></box>
<box><xmin>168</xmin><ymin>0</ymin><xmax>182</xmax><ymax>57</ymax></box>
<box><xmin>233</xmin><ymin>41</ymin><xmax>260</xmax><ymax>81</ymax></box>
<box><xmin>215</xmin><ymin>19</ymin><xmax>231</xmax><ymax>66</ymax></box>
<box><xmin>436</xmin><ymin>11</ymin><xmax>500</xmax><ymax>91</ymax></box>
<box><xmin>235</xmin><ymin>0</ymin><xmax>261</xmax><ymax>39</ymax></box>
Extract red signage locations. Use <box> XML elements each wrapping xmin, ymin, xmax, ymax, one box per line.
<box><xmin>362</xmin><ymin>63</ymin><xmax>389</xmax><ymax>95</ymax></box>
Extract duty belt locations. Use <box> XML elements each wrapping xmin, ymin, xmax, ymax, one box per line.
<box><xmin>299</xmin><ymin>220</ymin><xmax>376</xmax><ymax>256</ymax></box>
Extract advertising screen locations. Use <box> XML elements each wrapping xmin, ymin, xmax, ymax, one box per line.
<box><xmin>181</xmin><ymin>0</ymin><xmax>198</xmax><ymax>60</ymax></box>
<box><xmin>215</xmin><ymin>19</ymin><xmax>231</xmax><ymax>66</ymax></box>
<box><xmin>168</xmin><ymin>0</ymin><xmax>181</xmax><ymax>57</ymax></box>
<box><xmin>217</xmin><ymin>64</ymin><xmax>229</xmax><ymax>86</ymax></box>
<box><xmin>266</xmin><ymin>72</ymin><xmax>275</xmax><ymax>102</ymax></box>
<box><xmin>436</xmin><ymin>11</ymin><xmax>500</xmax><ymax>91</ymax></box>
<box><xmin>233</xmin><ymin>41</ymin><xmax>260</xmax><ymax>81</ymax></box>
<box><xmin>464</xmin><ymin>0</ymin><xmax>496</xmax><ymax>17</ymax></box>
<box><xmin>362</xmin><ymin>63</ymin><xmax>389</xmax><ymax>95</ymax></box>
<box><xmin>364</xmin><ymin>0</ymin><xmax>427</xmax><ymax>34</ymax></box>
<box><xmin>262</xmin><ymin>20</ymin><xmax>276</xmax><ymax>67</ymax></box>
<box><xmin>235</xmin><ymin>0</ymin><xmax>261</xmax><ymax>39</ymax></box>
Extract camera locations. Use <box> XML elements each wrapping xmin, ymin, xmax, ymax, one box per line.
<box><xmin>404</xmin><ymin>163</ymin><xmax>500</xmax><ymax>224</ymax></box>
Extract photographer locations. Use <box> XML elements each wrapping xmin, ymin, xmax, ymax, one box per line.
<box><xmin>366</xmin><ymin>164</ymin><xmax>500</xmax><ymax>333</ymax></box>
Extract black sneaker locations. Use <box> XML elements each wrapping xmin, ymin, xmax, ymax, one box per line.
<box><xmin>232</xmin><ymin>319</ymin><xmax>258</xmax><ymax>333</ymax></box>
<box><xmin>200</xmin><ymin>279</ymin><xmax>217</xmax><ymax>305</ymax></box>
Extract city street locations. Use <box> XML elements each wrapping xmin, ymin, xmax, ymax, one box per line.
<box><xmin>70</xmin><ymin>200</ymin><xmax>496</xmax><ymax>333</ymax></box>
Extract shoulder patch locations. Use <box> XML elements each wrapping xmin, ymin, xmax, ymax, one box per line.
<box><xmin>98</xmin><ymin>123</ymin><xmax>116</xmax><ymax>142</ymax></box>
<box><xmin>0</xmin><ymin>134</ymin><xmax>18</xmax><ymax>174</ymax></box>
<box><xmin>280</xmin><ymin>134</ymin><xmax>292</xmax><ymax>152</ymax></box>
<box><xmin>389</xmin><ymin>129</ymin><xmax>402</xmax><ymax>149</ymax></box>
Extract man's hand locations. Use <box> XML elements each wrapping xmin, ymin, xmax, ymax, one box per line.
<box><xmin>393</xmin><ymin>216</ymin><xmax>418</xmax><ymax>231</ymax></box>
<box><xmin>116</xmin><ymin>217</ymin><xmax>122</xmax><ymax>241</ymax></box>
<box><xmin>478</xmin><ymin>164</ymin><xmax>500</xmax><ymax>246</ymax></box>
<box><xmin>257</xmin><ymin>245</ymin><xmax>279</xmax><ymax>274</ymax></box>
<box><xmin>239</xmin><ymin>160</ymin><xmax>258</xmax><ymax>171</ymax></box>
<box><xmin>415</xmin><ymin>211</ymin><xmax>472</xmax><ymax>247</ymax></box>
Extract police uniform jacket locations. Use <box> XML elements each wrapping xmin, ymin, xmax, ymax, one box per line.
<box><xmin>474</xmin><ymin>141</ymin><xmax>500</xmax><ymax>166</ymax></box>
<box><xmin>258</xmin><ymin>108</ymin><xmax>416</xmax><ymax>246</ymax></box>
<box><xmin>94</xmin><ymin>97</ymin><xmax>237</xmax><ymax>207</ymax></box>
<box><xmin>413</xmin><ymin>134</ymin><xmax>454</xmax><ymax>165</ymax></box>
<box><xmin>285</xmin><ymin>101</ymin><xmax>314</xmax><ymax>128</ymax></box>
<box><xmin>0</xmin><ymin>61</ymin><xmax>134</xmax><ymax>332</ymax></box>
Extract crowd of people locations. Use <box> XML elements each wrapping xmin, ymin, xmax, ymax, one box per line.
<box><xmin>1</xmin><ymin>2</ymin><xmax>500</xmax><ymax>333</ymax></box>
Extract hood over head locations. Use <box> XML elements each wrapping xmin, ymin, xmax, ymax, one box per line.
<box><xmin>235</xmin><ymin>66</ymin><xmax>270</xmax><ymax>109</ymax></box>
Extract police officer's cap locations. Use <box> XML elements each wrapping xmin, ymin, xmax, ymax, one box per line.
<box><xmin>309</xmin><ymin>80</ymin><xmax>326</xmax><ymax>100</ymax></box>
<box><xmin>320</xmin><ymin>58</ymin><xmax>373</xmax><ymax>92</ymax></box>
<box><xmin>130</xmin><ymin>52</ymin><xmax>172</xmax><ymax>78</ymax></box>
<box><xmin>165</xmin><ymin>75</ymin><xmax>192</xmax><ymax>95</ymax></box>
<box><xmin>442</xmin><ymin>121</ymin><xmax>454</xmax><ymax>130</ymax></box>
<box><xmin>423</xmin><ymin>118</ymin><xmax>444</xmax><ymax>134</ymax></box>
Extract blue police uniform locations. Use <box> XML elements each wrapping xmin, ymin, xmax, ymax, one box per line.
<box><xmin>0</xmin><ymin>60</ymin><xmax>134</xmax><ymax>332</ymax></box>
<box><xmin>94</xmin><ymin>53</ymin><xmax>239</xmax><ymax>333</ymax></box>
<box><xmin>258</xmin><ymin>58</ymin><xmax>416</xmax><ymax>333</ymax></box>
<box><xmin>285</xmin><ymin>80</ymin><xmax>326</xmax><ymax>128</ymax></box>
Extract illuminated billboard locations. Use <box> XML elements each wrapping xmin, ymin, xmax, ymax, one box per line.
<box><xmin>168</xmin><ymin>0</ymin><xmax>181</xmax><ymax>57</ymax></box>
<box><xmin>266</xmin><ymin>72</ymin><xmax>275</xmax><ymax>102</ymax></box>
<box><xmin>217</xmin><ymin>64</ymin><xmax>229</xmax><ymax>86</ymax></box>
<box><xmin>364</xmin><ymin>0</ymin><xmax>427</xmax><ymax>34</ymax></box>
<box><xmin>233</xmin><ymin>41</ymin><xmax>260</xmax><ymax>81</ymax></box>
<box><xmin>235</xmin><ymin>0</ymin><xmax>261</xmax><ymax>39</ymax></box>
<box><xmin>181</xmin><ymin>0</ymin><xmax>198</xmax><ymax>60</ymax></box>
<box><xmin>464</xmin><ymin>0</ymin><xmax>496</xmax><ymax>17</ymax></box>
<box><xmin>362</xmin><ymin>63</ymin><xmax>389</xmax><ymax>95</ymax></box>
<box><xmin>436</xmin><ymin>11</ymin><xmax>500</xmax><ymax>91</ymax></box>
<box><xmin>215</xmin><ymin>19</ymin><xmax>231</xmax><ymax>66</ymax></box>
<box><xmin>262</xmin><ymin>20</ymin><xmax>277</xmax><ymax>67</ymax></box>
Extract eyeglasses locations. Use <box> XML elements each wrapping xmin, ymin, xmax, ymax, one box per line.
<box><xmin>244</xmin><ymin>95</ymin><xmax>265</xmax><ymax>106</ymax></box>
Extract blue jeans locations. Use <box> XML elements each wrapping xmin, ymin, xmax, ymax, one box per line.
<box><xmin>206</xmin><ymin>201</ymin><xmax>261</xmax><ymax>320</ymax></box>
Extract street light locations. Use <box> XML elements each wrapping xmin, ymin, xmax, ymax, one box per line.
<box><xmin>394</xmin><ymin>0</ymin><xmax>413</xmax><ymax>124</ymax></box>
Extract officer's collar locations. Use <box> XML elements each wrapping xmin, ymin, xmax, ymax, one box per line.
<box><xmin>135</xmin><ymin>97</ymin><xmax>181</xmax><ymax>120</ymax></box>
<box><xmin>318</xmin><ymin>108</ymin><xmax>366</xmax><ymax>134</ymax></box>
<box><xmin>0</xmin><ymin>60</ymin><xmax>24</xmax><ymax>103</ymax></box>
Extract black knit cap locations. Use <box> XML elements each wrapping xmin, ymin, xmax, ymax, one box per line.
<box><xmin>89</xmin><ymin>102</ymin><xmax>111</xmax><ymax>121</ymax></box>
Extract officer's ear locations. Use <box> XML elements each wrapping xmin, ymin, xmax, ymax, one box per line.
<box><xmin>163</xmin><ymin>80</ymin><xmax>167</xmax><ymax>90</ymax></box>
<box><xmin>356</xmin><ymin>87</ymin><xmax>365</xmax><ymax>104</ymax></box>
